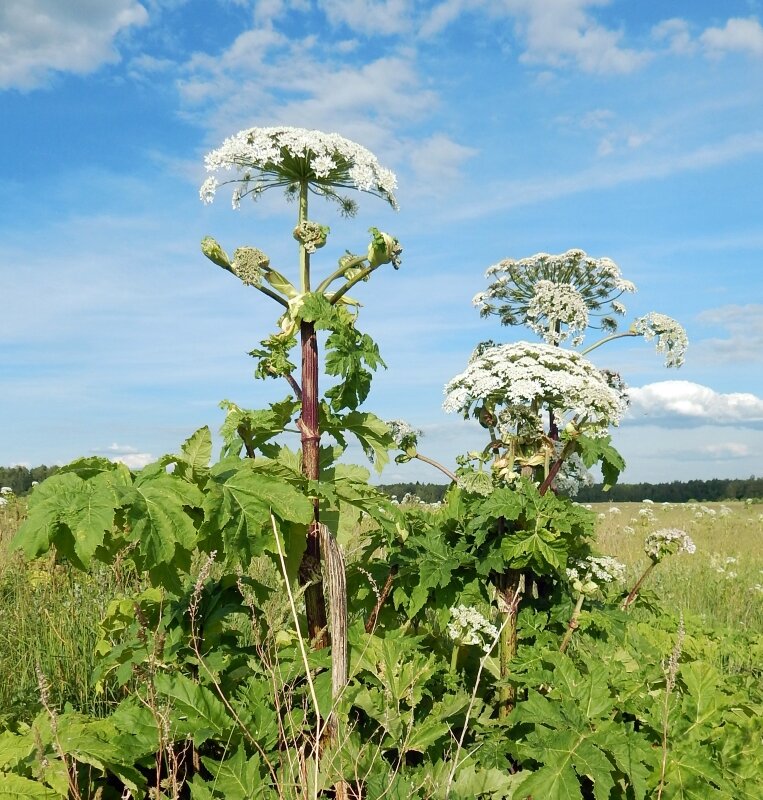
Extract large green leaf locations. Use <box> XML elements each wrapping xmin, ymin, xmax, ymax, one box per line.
<box><xmin>340</xmin><ymin>411</ymin><xmax>393</xmax><ymax>473</ymax></box>
<box><xmin>125</xmin><ymin>473</ymin><xmax>203</xmax><ymax>567</ymax></box>
<box><xmin>153</xmin><ymin>673</ymin><xmax>233</xmax><ymax>746</ymax></box>
<box><xmin>516</xmin><ymin>760</ymin><xmax>581</xmax><ymax>800</ymax></box>
<box><xmin>198</xmin><ymin>748</ymin><xmax>268</xmax><ymax>800</ymax></box>
<box><xmin>0</xmin><ymin>773</ymin><xmax>59</xmax><ymax>799</ymax></box>
<box><xmin>12</xmin><ymin>472</ymin><xmax>120</xmax><ymax>567</ymax></box>
<box><xmin>200</xmin><ymin>460</ymin><xmax>312</xmax><ymax>562</ymax></box>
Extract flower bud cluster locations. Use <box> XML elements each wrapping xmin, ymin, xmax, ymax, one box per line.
<box><xmin>293</xmin><ymin>220</ymin><xmax>329</xmax><ymax>253</ymax></box>
<box><xmin>447</xmin><ymin>605</ymin><xmax>499</xmax><ymax>652</ymax></box>
<box><xmin>386</xmin><ymin>419</ymin><xmax>421</xmax><ymax>451</ymax></box>
<box><xmin>231</xmin><ymin>247</ymin><xmax>269</xmax><ymax>287</ymax></box>
<box><xmin>566</xmin><ymin>556</ymin><xmax>626</xmax><ymax>597</ymax></box>
<box><xmin>644</xmin><ymin>528</ymin><xmax>696</xmax><ymax>562</ymax></box>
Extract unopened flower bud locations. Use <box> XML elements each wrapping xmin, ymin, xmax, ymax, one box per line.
<box><xmin>367</xmin><ymin>227</ymin><xmax>402</xmax><ymax>269</ymax></box>
<box><xmin>201</xmin><ymin>236</ymin><xmax>231</xmax><ymax>268</ymax></box>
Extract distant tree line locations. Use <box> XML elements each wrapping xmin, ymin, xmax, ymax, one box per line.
<box><xmin>0</xmin><ymin>465</ymin><xmax>59</xmax><ymax>495</ymax></box>
<box><xmin>576</xmin><ymin>476</ymin><xmax>763</xmax><ymax>503</ymax></box>
<box><xmin>378</xmin><ymin>476</ymin><xmax>763</xmax><ymax>504</ymax></box>
<box><xmin>4</xmin><ymin>468</ymin><xmax>761</xmax><ymax>504</ymax></box>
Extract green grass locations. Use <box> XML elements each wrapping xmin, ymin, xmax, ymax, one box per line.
<box><xmin>1</xmin><ymin>494</ymin><xmax>761</xmax><ymax>722</ymax></box>
<box><xmin>593</xmin><ymin>499</ymin><xmax>763</xmax><ymax>632</ymax></box>
<box><xmin>0</xmin><ymin>497</ymin><xmax>132</xmax><ymax>721</ymax></box>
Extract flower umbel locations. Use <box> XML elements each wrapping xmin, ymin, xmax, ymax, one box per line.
<box><xmin>631</xmin><ymin>313</ymin><xmax>688</xmax><ymax>368</ymax></box>
<box><xmin>566</xmin><ymin>556</ymin><xmax>626</xmax><ymax>597</ymax></box>
<box><xmin>447</xmin><ymin>605</ymin><xmax>499</xmax><ymax>652</ymax></box>
<box><xmin>200</xmin><ymin>126</ymin><xmax>398</xmax><ymax>212</ymax></box>
<box><xmin>644</xmin><ymin>529</ymin><xmax>696</xmax><ymax>562</ymax></box>
<box><xmin>473</xmin><ymin>249</ymin><xmax>636</xmax><ymax>339</ymax></box>
<box><xmin>443</xmin><ymin>341</ymin><xmax>627</xmax><ymax>436</ymax></box>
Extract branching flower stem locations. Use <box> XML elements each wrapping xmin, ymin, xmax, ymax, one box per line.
<box><xmin>215</xmin><ymin>261</ymin><xmax>289</xmax><ymax>308</ymax></box>
<box><xmin>559</xmin><ymin>594</ymin><xmax>586</xmax><ymax>653</ymax></box>
<box><xmin>315</xmin><ymin>254</ymin><xmax>367</xmax><ymax>294</ymax></box>
<box><xmin>329</xmin><ymin>262</ymin><xmax>381</xmax><ymax>305</ymax></box>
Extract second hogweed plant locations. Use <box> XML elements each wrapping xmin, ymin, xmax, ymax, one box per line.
<box><xmin>5</xmin><ymin>128</ymin><xmax>761</xmax><ymax>800</ymax></box>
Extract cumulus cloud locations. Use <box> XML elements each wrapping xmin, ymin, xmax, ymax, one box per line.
<box><xmin>0</xmin><ymin>0</ymin><xmax>149</xmax><ymax>90</ymax></box>
<box><xmin>93</xmin><ymin>443</ymin><xmax>155</xmax><ymax>469</ymax></box>
<box><xmin>626</xmin><ymin>381</ymin><xmax>763</xmax><ymax>427</ymax></box>
<box><xmin>700</xmin><ymin>17</ymin><xmax>763</xmax><ymax>58</ymax></box>
<box><xmin>512</xmin><ymin>0</ymin><xmax>650</xmax><ymax>74</ymax></box>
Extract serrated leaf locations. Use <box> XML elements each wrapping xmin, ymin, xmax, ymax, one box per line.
<box><xmin>501</xmin><ymin>526</ymin><xmax>567</xmax><ymax>572</ymax></box>
<box><xmin>516</xmin><ymin>761</ymin><xmax>581</xmax><ymax>800</ymax></box>
<box><xmin>125</xmin><ymin>474</ymin><xmax>202</xmax><ymax>567</ymax></box>
<box><xmin>0</xmin><ymin>773</ymin><xmax>59</xmax><ymax>799</ymax></box>
<box><xmin>12</xmin><ymin>472</ymin><xmax>118</xmax><ymax>567</ymax></box>
<box><xmin>153</xmin><ymin>673</ymin><xmax>233</xmax><ymax>746</ymax></box>
<box><xmin>199</xmin><ymin>748</ymin><xmax>266</xmax><ymax>800</ymax></box>
<box><xmin>180</xmin><ymin>426</ymin><xmax>212</xmax><ymax>473</ymax></box>
<box><xmin>340</xmin><ymin>411</ymin><xmax>393</xmax><ymax>473</ymax></box>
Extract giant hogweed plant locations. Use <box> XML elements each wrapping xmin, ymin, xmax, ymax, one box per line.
<box><xmin>3</xmin><ymin>138</ymin><xmax>761</xmax><ymax>799</ymax></box>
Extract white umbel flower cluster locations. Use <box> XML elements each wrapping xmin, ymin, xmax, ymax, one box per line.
<box><xmin>526</xmin><ymin>280</ymin><xmax>589</xmax><ymax>345</ymax></box>
<box><xmin>200</xmin><ymin>126</ymin><xmax>398</xmax><ymax>210</ymax></box>
<box><xmin>447</xmin><ymin>605</ymin><xmax>499</xmax><ymax>652</ymax></box>
<box><xmin>644</xmin><ymin>528</ymin><xmax>696</xmax><ymax>562</ymax></box>
<box><xmin>566</xmin><ymin>556</ymin><xmax>626</xmax><ymax>597</ymax></box>
<box><xmin>473</xmin><ymin>249</ymin><xmax>636</xmax><ymax>337</ymax></box>
<box><xmin>386</xmin><ymin>419</ymin><xmax>421</xmax><ymax>450</ymax></box>
<box><xmin>631</xmin><ymin>313</ymin><xmax>688</xmax><ymax>368</ymax></box>
<box><xmin>443</xmin><ymin>341</ymin><xmax>628</xmax><ymax>434</ymax></box>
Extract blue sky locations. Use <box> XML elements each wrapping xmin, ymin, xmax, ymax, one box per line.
<box><xmin>2</xmin><ymin>0</ymin><xmax>763</xmax><ymax>485</ymax></box>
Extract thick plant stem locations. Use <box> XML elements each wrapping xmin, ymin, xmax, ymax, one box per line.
<box><xmin>560</xmin><ymin>594</ymin><xmax>586</xmax><ymax>653</ymax></box>
<box><xmin>296</xmin><ymin>182</ymin><xmax>329</xmax><ymax>650</ymax></box>
<box><xmin>622</xmin><ymin>561</ymin><xmax>657</xmax><ymax>611</ymax></box>
<box><xmin>496</xmin><ymin>568</ymin><xmax>522</xmax><ymax>718</ymax></box>
<box><xmin>414</xmin><ymin>452</ymin><xmax>457</xmax><ymax>483</ymax></box>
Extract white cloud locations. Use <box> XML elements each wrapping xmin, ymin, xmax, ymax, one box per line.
<box><xmin>0</xmin><ymin>0</ymin><xmax>149</xmax><ymax>90</ymax></box>
<box><xmin>700</xmin><ymin>17</ymin><xmax>763</xmax><ymax>58</ymax></box>
<box><xmin>626</xmin><ymin>381</ymin><xmax>763</xmax><ymax>426</ymax></box>
<box><xmin>318</xmin><ymin>0</ymin><xmax>413</xmax><ymax>35</ymax></box>
<box><xmin>697</xmin><ymin>442</ymin><xmax>751</xmax><ymax>459</ymax></box>
<box><xmin>694</xmin><ymin>304</ymin><xmax>763</xmax><ymax>364</ymax></box>
<box><xmin>511</xmin><ymin>0</ymin><xmax>650</xmax><ymax>75</ymax></box>
<box><xmin>111</xmin><ymin>452</ymin><xmax>156</xmax><ymax>469</ymax></box>
<box><xmin>651</xmin><ymin>18</ymin><xmax>695</xmax><ymax>56</ymax></box>
<box><xmin>455</xmin><ymin>130</ymin><xmax>763</xmax><ymax>218</ymax></box>
<box><xmin>406</xmin><ymin>134</ymin><xmax>478</xmax><ymax>190</ymax></box>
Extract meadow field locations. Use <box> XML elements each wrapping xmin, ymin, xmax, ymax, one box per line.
<box><xmin>1</xmin><ymin>492</ymin><xmax>761</xmax><ymax>723</ymax></box>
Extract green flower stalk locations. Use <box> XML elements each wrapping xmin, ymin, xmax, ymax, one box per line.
<box><xmin>561</xmin><ymin>556</ymin><xmax>625</xmax><ymax>652</ymax></box>
<box><xmin>622</xmin><ymin>529</ymin><xmax>696</xmax><ymax>610</ymax></box>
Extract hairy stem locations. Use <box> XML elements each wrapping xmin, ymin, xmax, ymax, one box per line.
<box><xmin>329</xmin><ymin>262</ymin><xmax>380</xmax><ymax>305</ymax></box>
<box><xmin>315</xmin><ymin>254</ymin><xmax>367</xmax><ymax>294</ymax></box>
<box><xmin>559</xmin><ymin>594</ymin><xmax>586</xmax><ymax>653</ymax></box>
<box><xmin>296</xmin><ymin>181</ymin><xmax>329</xmax><ymax>649</ymax></box>
<box><xmin>622</xmin><ymin>561</ymin><xmax>657</xmax><ymax>611</ymax></box>
<box><xmin>495</xmin><ymin>565</ymin><xmax>522</xmax><ymax>718</ymax></box>
<box><xmin>365</xmin><ymin>565</ymin><xmax>398</xmax><ymax>633</ymax></box>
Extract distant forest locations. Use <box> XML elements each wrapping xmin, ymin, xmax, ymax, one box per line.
<box><xmin>377</xmin><ymin>476</ymin><xmax>763</xmax><ymax>504</ymax></box>
<box><xmin>2</xmin><ymin>465</ymin><xmax>761</xmax><ymax>503</ymax></box>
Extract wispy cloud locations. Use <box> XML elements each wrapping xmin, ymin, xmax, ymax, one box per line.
<box><xmin>694</xmin><ymin>304</ymin><xmax>763</xmax><ymax>365</ymax></box>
